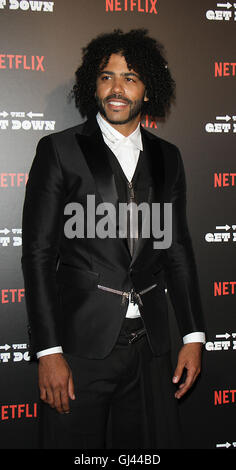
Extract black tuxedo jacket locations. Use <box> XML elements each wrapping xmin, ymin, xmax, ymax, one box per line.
<box><xmin>21</xmin><ymin>117</ymin><xmax>204</xmax><ymax>359</ymax></box>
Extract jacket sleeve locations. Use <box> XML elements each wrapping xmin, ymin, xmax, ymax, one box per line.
<box><xmin>21</xmin><ymin>135</ymin><xmax>65</xmax><ymax>357</ymax></box>
<box><xmin>163</xmin><ymin>148</ymin><xmax>205</xmax><ymax>338</ymax></box>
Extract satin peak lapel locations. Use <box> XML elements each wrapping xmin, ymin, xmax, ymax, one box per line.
<box><xmin>76</xmin><ymin>127</ymin><xmax>118</xmax><ymax>208</ymax></box>
<box><xmin>76</xmin><ymin>123</ymin><xmax>130</xmax><ymax>257</ymax></box>
<box><xmin>130</xmin><ymin>128</ymin><xmax>166</xmax><ymax>266</ymax></box>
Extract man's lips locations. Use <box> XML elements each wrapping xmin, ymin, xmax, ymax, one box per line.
<box><xmin>106</xmin><ymin>99</ymin><xmax>130</xmax><ymax>110</ymax></box>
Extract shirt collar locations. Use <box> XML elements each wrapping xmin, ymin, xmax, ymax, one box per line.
<box><xmin>96</xmin><ymin>112</ymin><xmax>143</xmax><ymax>151</ymax></box>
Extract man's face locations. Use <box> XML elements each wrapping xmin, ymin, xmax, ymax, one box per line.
<box><xmin>95</xmin><ymin>53</ymin><xmax>148</xmax><ymax>125</ymax></box>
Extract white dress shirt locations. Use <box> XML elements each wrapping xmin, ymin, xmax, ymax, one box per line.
<box><xmin>36</xmin><ymin>113</ymin><xmax>205</xmax><ymax>358</ymax></box>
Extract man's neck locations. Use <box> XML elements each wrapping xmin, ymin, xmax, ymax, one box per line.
<box><xmin>101</xmin><ymin>114</ymin><xmax>141</xmax><ymax>137</ymax></box>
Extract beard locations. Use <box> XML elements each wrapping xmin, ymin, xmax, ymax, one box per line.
<box><xmin>95</xmin><ymin>93</ymin><xmax>144</xmax><ymax>125</ymax></box>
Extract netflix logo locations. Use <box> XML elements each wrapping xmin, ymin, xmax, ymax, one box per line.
<box><xmin>105</xmin><ymin>0</ymin><xmax>158</xmax><ymax>14</ymax></box>
<box><xmin>214</xmin><ymin>389</ymin><xmax>236</xmax><ymax>406</ymax></box>
<box><xmin>141</xmin><ymin>115</ymin><xmax>158</xmax><ymax>129</ymax></box>
<box><xmin>214</xmin><ymin>173</ymin><xmax>236</xmax><ymax>187</ymax></box>
<box><xmin>0</xmin><ymin>288</ymin><xmax>24</xmax><ymax>304</ymax></box>
<box><xmin>0</xmin><ymin>173</ymin><xmax>28</xmax><ymax>188</ymax></box>
<box><xmin>215</xmin><ymin>62</ymin><xmax>236</xmax><ymax>77</ymax></box>
<box><xmin>0</xmin><ymin>54</ymin><xmax>45</xmax><ymax>71</ymax></box>
<box><xmin>0</xmin><ymin>403</ymin><xmax>37</xmax><ymax>421</ymax></box>
<box><xmin>214</xmin><ymin>281</ymin><xmax>236</xmax><ymax>296</ymax></box>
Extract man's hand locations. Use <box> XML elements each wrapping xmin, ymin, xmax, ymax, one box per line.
<box><xmin>38</xmin><ymin>353</ymin><xmax>75</xmax><ymax>414</ymax></box>
<box><xmin>172</xmin><ymin>343</ymin><xmax>203</xmax><ymax>399</ymax></box>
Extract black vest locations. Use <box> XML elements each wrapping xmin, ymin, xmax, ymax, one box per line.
<box><xmin>105</xmin><ymin>144</ymin><xmax>153</xmax><ymax>256</ymax></box>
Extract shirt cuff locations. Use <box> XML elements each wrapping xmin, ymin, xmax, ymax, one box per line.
<box><xmin>36</xmin><ymin>346</ymin><xmax>63</xmax><ymax>359</ymax></box>
<box><xmin>183</xmin><ymin>332</ymin><xmax>206</xmax><ymax>344</ymax></box>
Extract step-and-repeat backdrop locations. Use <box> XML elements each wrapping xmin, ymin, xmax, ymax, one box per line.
<box><xmin>0</xmin><ymin>0</ymin><xmax>235</xmax><ymax>450</ymax></box>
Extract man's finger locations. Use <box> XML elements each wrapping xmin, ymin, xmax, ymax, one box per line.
<box><xmin>174</xmin><ymin>367</ymin><xmax>198</xmax><ymax>399</ymax></box>
<box><xmin>60</xmin><ymin>388</ymin><xmax>71</xmax><ymax>414</ymax></box>
<box><xmin>39</xmin><ymin>387</ymin><xmax>47</xmax><ymax>402</ymax></box>
<box><xmin>45</xmin><ymin>387</ymin><xmax>56</xmax><ymax>408</ymax></box>
<box><xmin>172</xmin><ymin>364</ymin><xmax>184</xmax><ymax>384</ymax></box>
<box><xmin>68</xmin><ymin>371</ymin><xmax>76</xmax><ymax>401</ymax></box>
<box><xmin>53</xmin><ymin>388</ymin><xmax>64</xmax><ymax>413</ymax></box>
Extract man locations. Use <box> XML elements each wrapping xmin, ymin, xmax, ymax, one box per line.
<box><xmin>21</xmin><ymin>29</ymin><xmax>205</xmax><ymax>449</ymax></box>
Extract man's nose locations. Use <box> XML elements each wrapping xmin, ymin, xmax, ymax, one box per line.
<box><xmin>111</xmin><ymin>78</ymin><xmax>125</xmax><ymax>95</ymax></box>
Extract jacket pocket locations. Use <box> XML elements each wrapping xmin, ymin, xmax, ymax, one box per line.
<box><xmin>56</xmin><ymin>264</ymin><xmax>100</xmax><ymax>290</ymax></box>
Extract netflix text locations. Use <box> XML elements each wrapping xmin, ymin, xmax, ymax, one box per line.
<box><xmin>0</xmin><ymin>54</ymin><xmax>45</xmax><ymax>71</ymax></box>
<box><xmin>215</xmin><ymin>62</ymin><xmax>236</xmax><ymax>77</ymax></box>
<box><xmin>214</xmin><ymin>281</ymin><xmax>236</xmax><ymax>296</ymax></box>
<box><xmin>0</xmin><ymin>403</ymin><xmax>37</xmax><ymax>420</ymax></box>
<box><xmin>214</xmin><ymin>173</ymin><xmax>236</xmax><ymax>187</ymax></box>
<box><xmin>0</xmin><ymin>288</ymin><xmax>25</xmax><ymax>304</ymax></box>
<box><xmin>105</xmin><ymin>0</ymin><xmax>158</xmax><ymax>14</ymax></box>
<box><xmin>0</xmin><ymin>173</ymin><xmax>28</xmax><ymax>187</ymax></box>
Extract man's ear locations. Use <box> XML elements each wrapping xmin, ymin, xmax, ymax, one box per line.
<box><xmin>144</xmin><ymin>90</ymin><xmax>149</xmax><ymax>102</ymax></box>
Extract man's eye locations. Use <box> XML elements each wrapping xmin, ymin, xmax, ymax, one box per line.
<box><xmin>101</xmin><ymin>76</ymin><xmax>110</xmax><ymax>80</ymax></box>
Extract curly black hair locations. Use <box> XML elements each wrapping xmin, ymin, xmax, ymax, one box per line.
<box><xmin>71</xmin><ymin>29</ymin><xmax>176</xmax><ymax>120</ymax></box>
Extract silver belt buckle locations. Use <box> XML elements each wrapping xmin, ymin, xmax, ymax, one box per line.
<box><xmin>97</xmin><ymin>283</ymin><xmax>157</xmax><ymax>307</ymax></box>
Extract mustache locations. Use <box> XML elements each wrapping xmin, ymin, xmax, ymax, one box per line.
<box><xmin>104</xmin><ymin>94</ymin><xmax>132</xmax><ymax>105</ymax></box>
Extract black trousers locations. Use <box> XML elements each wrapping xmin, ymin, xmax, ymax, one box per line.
<box><xmin>38</xmin><ymin>317</ymin><xmax>182</xmax><ymax>449</ymax></box>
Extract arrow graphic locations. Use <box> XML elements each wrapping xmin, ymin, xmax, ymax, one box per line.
<box><xmin>216</xmin><ymin>442</ymin><xmax>231</xmax><ymax>448</ymax></box>
<box><xmin>216</xmin><ymin>115</ymin><xmax>231</xmax><ymax>121</ymax></box>
<box><xmin>27</xmin><ymin>112</ymin><xmax>44</xmax><ymax>119</ymax></box>
<box><xmin>0</xmin><ymin>111</ymin><xmax>8</xmax><ymax>118</ymax></box>
<box><xmin>0</xmin><ymin>228</ymin><xmax>10</xmax><ymax>235</ymax></box>
<box><xmin>216</xmin><ymin>225</ymin><xmax>231</xmax><ymax>231</ymax></box>
<box><xmin>216</xmin><ymin>333</ymin><xmax>230</xmax><ymax>339</ymax></box>
<box><xmin>0</xmin><ymin>344</ymin><xmax>11</xmax><ymax>351</ymax></box>
<box><xmin>217</xmin><ymin>2</ymin><xmax>232</xmax><ymax>8</ymax></box>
